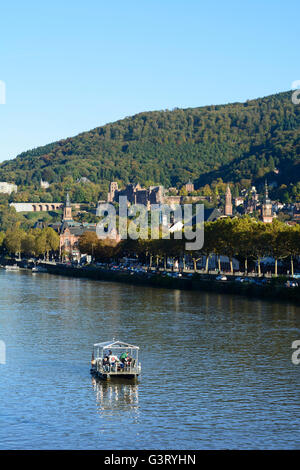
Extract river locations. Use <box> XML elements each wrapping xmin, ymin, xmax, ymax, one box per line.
<box><xmin>0</xmin><ymin>270</ymin><xmax>299</xmax><ymax>449</ymax></box>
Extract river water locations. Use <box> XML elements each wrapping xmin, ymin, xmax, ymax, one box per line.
<box><xmin>0</xmin><ymin>270</ymin><xmax>299</xmax><ymax>449</ymax></box>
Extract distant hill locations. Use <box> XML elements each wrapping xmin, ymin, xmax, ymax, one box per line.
<box><xmin>0</xmin><ymin>90</ymin><xmax>299</xmax><ymax>192</ymax></box>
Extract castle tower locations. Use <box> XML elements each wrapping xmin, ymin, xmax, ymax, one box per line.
<box><xmin>225</xmin><ymin>185</ymin><xmax>232</xmax><ymax>216</ymax></box>
<box><xmin>63</xmin><ymin>192</ymin><xmax>73</xmax><ymax>221</ymax></box>
<box><xmin>107</xmin><ymin>182</ymin><xmax>119</xmax><ymax>202</ymax></box>
<box><xmin>184</xmin><ymin>180</ymin><xmax>194</xmax><ymax>193</ymax></box>
<box><xmin>262</xmin><ymin>181</ymin><xmax>273</xmax><ymax>223</ymax></box>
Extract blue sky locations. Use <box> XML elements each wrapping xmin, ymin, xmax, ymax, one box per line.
<box><xmin>0</xmin><ymin>0</ymin><xmax>299</xmax><ymax>162</ymax></box>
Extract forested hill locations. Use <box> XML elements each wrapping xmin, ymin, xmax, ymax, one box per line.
<box><xmin>0</xmin><ymin>90</ymin><xmax>299</xmax><ymax>191</ymax></box>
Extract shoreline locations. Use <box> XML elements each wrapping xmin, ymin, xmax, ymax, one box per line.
<box><xmin>40</xmin><ymin>264</ymin><xmax>300</xmax><ymax>304</ymax></box>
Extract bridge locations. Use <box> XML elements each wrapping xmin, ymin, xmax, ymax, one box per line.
<box><xmin>10</xmin><ymin>202</ymin><xmax>63</xmax><ymax>213</ymax></box>
<box><xmin>31</xmin><ymin>203</ymin><xmax>63</xmax><ymax>212</ymax></box>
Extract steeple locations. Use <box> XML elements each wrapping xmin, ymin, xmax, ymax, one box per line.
<box><xmin>63</xmin><ymin>192</ymin><xmax>73</xmax><ymax>221</ymax></box>
<box><xmin>66</xmin><ymin>192</ymin><xmax>71</xmax><ymax>207</ymax></box>
<box><xmin>262</xmin><ymin>180</ymin><xmax>273</xmax><ymax>223</ymax></box>
<box><xmin>225</xmin><ymin>185</ymin><xmax>232</xmax><ymax>216</ymax></box>
<box><xmin>263</xmin><ymin>180</ymin><xmax>270</xmax><ymax>204</ymax></box>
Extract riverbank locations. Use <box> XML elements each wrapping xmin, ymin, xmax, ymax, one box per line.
<box><xmin>41</xmin><ymin>263</ymin><xmax>300</xmax><ymax>304</ymax></box>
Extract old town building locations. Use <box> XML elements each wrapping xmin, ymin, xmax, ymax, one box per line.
<box><xmin>56</xmin><ymin>193</ymin><xmax>97</xmax><ymax>259</ymax></box>
<box><xmin>292</xmin><ymin>203</ymin><xmax>300</xmax><ymax>223</ymax></box>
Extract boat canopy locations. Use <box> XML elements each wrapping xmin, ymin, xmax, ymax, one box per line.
<box><xmin>93</xmin><ymin>340</ymin><xmax>139</xmax><ymax>350</ymax></box>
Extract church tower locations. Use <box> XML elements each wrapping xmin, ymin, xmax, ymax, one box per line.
<box><xmin>225</xmin><ymin>185</ymin><xmax>232</xmax><ymax>216</ymax></box>
<box><xmin>262</xmin><ymin>181</ymin><xmax>273</xmax><ymax>223</ymax></box>
<box><xmin>63</xmin><ymin>192</ymin><xmax>73</xmax><ymax>221</ymax></box>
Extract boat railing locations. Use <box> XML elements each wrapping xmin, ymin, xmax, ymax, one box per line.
<box><xmin>95</xmin><ymin>359</ymin><xmax>140</xmax><ymax>375</ymax></box>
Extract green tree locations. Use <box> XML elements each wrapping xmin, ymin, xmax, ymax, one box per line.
<box><xmin>34</xmin><ymin>230</ymin><xmax>47</xmax><ymax>258</ymax></box>
<box><xmin>21</xmin><ymin>232</ymin><xmax>36</xmax><ymax>256</ymax></box>
<box><xmin>78</xmin><ymin>231</ymin><xmax>99</xmax><ymax>257</ymax></box>
<box><xmin>284</xmin><ymin>225</ymin><xmax>300</xmax><ymax>276</ymax></box>
<box><xmin>4</xmin><ymin>224</ymin><xmax>26</xmax><ymax>258</ymax></box>
<box><xmin>266</xmin><ymin>220</ymin><xmax>289</xmax><ymax>276</ymax></box>
<box><xmin>251</xmin><ymin>222</ymin><xmax>268</xmax><ymax>276</ymax></box>
<box><xmin>43</xmin><ymin>227</ymin><xmax>60</xmax><ymax>260</ymax></box>
<box><xmin>234</xmin><ymin>217</ymin><xmax>256</xmax><ymax>273</ymax></box>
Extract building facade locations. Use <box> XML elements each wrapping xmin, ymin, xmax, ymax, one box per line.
<box><xmin>57</xmin><ymin>194</ymin><xmax>97</xmax><ymax>260</ymax></box>
<box><xmin>107</xmin><ymin>182</ymin><xmax>165</xmax><ymax>207</ymax></box>
<box><xmin>292</xmin><ymin>203</ymin><xmax>300</xmax><ymax>223</ymax></box>
<box><xmin>0</xmin><ymin>182</ymin><xmax>17</xmax><ymax>194</ymax></box>
<box><xmin>183</xmin><ymin>181</ymin><xmax>194</xmax><ymax>193</ymax></box>
<box><xmin>107</xmin><ymin>182</ymin><xmax>119</xmax><ymax>203</ymax></box>
<box><xmin>40</xmin><ymin>179</ymin><xmax>50</xmax><ymax>189</ymax></box>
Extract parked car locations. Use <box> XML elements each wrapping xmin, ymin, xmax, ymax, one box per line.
<box><xmin>242</xmin><ymin>277</ymin><xmax>256</xmax><ymax>284</ymax></box>
<box><xmin>172</xmin><ymin>272</ymin><xmax>182</xmax><ymax>278</ymax></box>
<box><xmin>216</xmin><ymin>275</ymin><xmax>227</xmax><ymax>281</ymax></box>
<box><xmin>285</xmin><ymin>281</ymin><xmax>299</xmax><ymax>288</ymax></box>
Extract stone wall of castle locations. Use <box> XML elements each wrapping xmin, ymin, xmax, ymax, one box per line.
<box><xmin>107</xmin><ymin>182</ymin><xmax>165</xmax><ymax>206</ymax></box>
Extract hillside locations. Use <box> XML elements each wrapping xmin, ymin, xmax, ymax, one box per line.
<box><xmin>0</xmin><ymin>91</ymin><xmax>299</xmax><ymax>196</ymax></box>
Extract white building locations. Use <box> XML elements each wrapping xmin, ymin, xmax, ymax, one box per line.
<box><xmin>0</xmin><ymin>182</ymin><xmax>17</xmax><ymax>194</ymax></box>
<box><xmin>40</xmin><ymin>179</ymin><xmax>50</xmax><ymax>189</ymax></box>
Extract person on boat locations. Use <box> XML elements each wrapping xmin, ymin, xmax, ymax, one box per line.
<box><xmin>126</xmin><ymin>353</ymin><xmax>132</xmax><ymax>364</ymax></box>
<box><xmin>120</xmin><ymin>351</ymin><xmax>128</xmax><ymax>363</ymax></box>
<box><xmin>91</xmin><ymin>351</ymin><xmax>96</xmax><ymax>370</ymax></box>
<box><xmin>102</xmin><ymin>355</ymin><xmax>110</xmax><ymax>371</ymax></box>
<box><xmin>120</xmin><ymin>351</ymin><xmax>129</xmax><ymax>369</ymax></box>
<box><xmin>108</xmin><ymin>351</ymin><xmax>120</xmax><ymax>370</ymax></box>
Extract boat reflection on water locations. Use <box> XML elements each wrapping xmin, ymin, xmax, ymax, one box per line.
<box><xmin>92</xmin><ymin>376</ymin><xmax>139</xmax><ymax>417</ymax></box>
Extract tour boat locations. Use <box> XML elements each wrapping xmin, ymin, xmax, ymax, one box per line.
<box><xmin>5</xmin><ymin>265</ymin><xmax>20</xmax><ymax>271</ymax></box>
<box><xmin>90</xmin><ymin>340</ymin><xmax>141</xmax><ymax>380</ymax></box>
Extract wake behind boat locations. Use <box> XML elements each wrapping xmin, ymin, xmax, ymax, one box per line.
<box><xmin>90</xmin><ymin>340</ymin><xmax>141</xmax><ymax>380</ymax></box>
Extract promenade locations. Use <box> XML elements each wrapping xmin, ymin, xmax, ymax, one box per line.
<box><xmin>40</xmin><ymin>262</ymin><xmax>300</xmax><ymax>304</ymax></box>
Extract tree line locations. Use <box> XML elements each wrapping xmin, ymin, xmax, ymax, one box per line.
<box><xmin>79</xmin><ymin>218</ymin><xmax>300</xmax><ymax>276</ymax></box>
<box><xmin>1</xmin><ymin>218</ymin><xmax>299</xmax><ymax>277</ymax></box>
<box><xmin>0</xmin><ymin>91</ymin><xmax>299</xmax><ymax>201</ymax></box>
<box><xmin>0</xmin><ymin>225</ymin><xmax>60</xmax><ymax>260</ymax></box>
